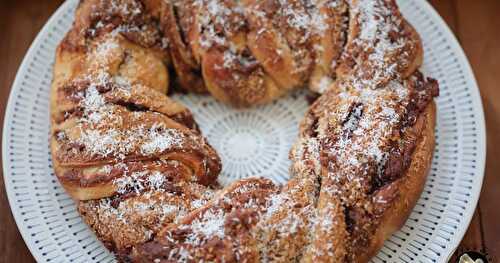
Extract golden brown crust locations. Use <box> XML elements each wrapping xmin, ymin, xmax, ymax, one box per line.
<box><xmin>130</xmin><ymin>97</ymin><xmax>437</xmax><ymax>263</ymax></box>
<box><xmin>55</xmin><ymin>160</ymin><xmax>197</xmax><ymax>200</ymax></box>
<box><xmin>337</xmin><ymin>0</ymin><xmax>423</xmax><ymax>90</ymax></box>
<box><xmin>159</xmin><ymin>0</ymin><xmax>349</xmax><ymax>107</ymax></box>
<box><xmin>130</xmin><ymin>178</ymin><xmax>278</xmax><ymax>262</ymax></box>
<box><xmin>355</xmin><ymin>102</ymin><xmax>436</xmax><ymax>263</ymax></box>
<box><xmin>161</xmin><ymin>0</ymin><xmax>208</xmax><ymax>93</ymax></box>
<box><xmin>50</xmin><ymin>0</ymin><xmax>439</xmax><ymax>262</ymax></box>
<box><xmin>307</xmin><ymin>0</ymin><xmax>349</xmax><ymax>94</ymax></box>
<box><xmin>195</xmin><ymin>0</ymin><xmax>290</xmax><ymax>107</ymax></box>
<box><xmin>50</xmin><ymin>1</ymin><xmax>222</xmax><ymax>201</ymax></box>
<box><xmin>78</xmin><ymin>179</ymin><xmax>216</xmax><ymax>259</ymax></box>
<box><xmin>294</xmin><ymin>70</ymin><xmax>438</xmax><ymax>262</ymax></box>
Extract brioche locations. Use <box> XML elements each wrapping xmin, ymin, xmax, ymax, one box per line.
<box><xmin>50</xmin><ymin>0</ymin><xmax>439</xmax><ymax>262</ymax></box>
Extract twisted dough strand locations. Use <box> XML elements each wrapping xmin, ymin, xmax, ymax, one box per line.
<box><xmin>51</xmin><ymin>0</ymin><xmax>439</xmax><ymax>262</ymax></box>
<box><xmin>51</xmin><ymin>0</ymin><xmax>222</xmax><ymax>201</ymax></box>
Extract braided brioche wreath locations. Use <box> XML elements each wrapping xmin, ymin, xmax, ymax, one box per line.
<box><xmin>50</xmin><ymin>0</ymin><xmax>439</xmax><ymax>262</ymax></box>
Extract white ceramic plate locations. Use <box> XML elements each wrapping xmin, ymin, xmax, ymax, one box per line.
<box><xmin>2</xmin><ymin>0</ymin><xmax>486</xmax><ymax>262</ymax></box>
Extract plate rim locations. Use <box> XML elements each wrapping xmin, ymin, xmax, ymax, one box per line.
<box><xmin>416</xmin><ymin>0</ymin><xmax>486</xmax><ymax>261</ymax></box>
<box><xmin>1</xmin><ymin>0</ymin><xmax>487</xmax><ymax>262</ymax></box>
<box><xmin>2</xmin><ymin>0</ymin><xmax>77</xmax><ymax>261</ymax></box>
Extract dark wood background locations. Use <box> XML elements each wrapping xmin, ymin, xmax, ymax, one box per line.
<box><xmin>0</xmin><ymin>0</ymin><xmax>498</xmax><ymax>262</ymax></box>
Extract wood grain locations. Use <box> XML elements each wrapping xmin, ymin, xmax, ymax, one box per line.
<box><xmin>430</xmin><ymin>0</ymin><xmax>500</xmax><ymax>261</ymax></box>
<box><xmin>454</xmin><ymin>0</ymin><xmax>500</xmax><ymax>260</ymax></box>
<box><xmin>0</xmin><ymin>1</ymin><xmax>498</xmax><ymax>262</ymax></box>
<box><xmin>0</xmin><ymin>1</ymin><xmax>64</xmax><ymax>262</ymax></box>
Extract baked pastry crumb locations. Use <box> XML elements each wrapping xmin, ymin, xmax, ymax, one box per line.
<box><xmin>50</xmin><ymin>0</ymin><xmax>439</xmax><ymax>262</ymax></box>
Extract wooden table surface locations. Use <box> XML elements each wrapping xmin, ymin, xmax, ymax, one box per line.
<box><xmin>0</xmin><ymin>1</ymin><xmax>499</xmax><ymax>262</ymax></box>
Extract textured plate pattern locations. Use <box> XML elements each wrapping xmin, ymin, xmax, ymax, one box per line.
<box><xmin>173</xmin><ymin>91</ymin><xmax>309</xmax><ymax>186</ymax></box>
<box><xmin>2</xmin><ymin>0</ymin><xmax>486</xmax><ymax>262</ymax></box>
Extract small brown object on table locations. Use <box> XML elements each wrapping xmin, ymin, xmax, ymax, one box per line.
<box><xmin>0</xmin><ymin>0</ymin><xmax>499</xmax><ymax>262</ymax></box>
